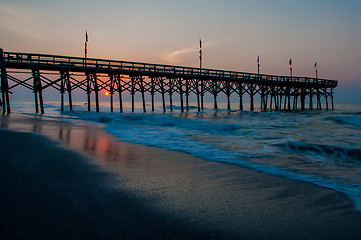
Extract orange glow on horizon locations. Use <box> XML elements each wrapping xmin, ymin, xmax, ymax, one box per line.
<box><xmin>105</xmin><ymin>91</ymin><xmax>110</xmax><ymax>96</ymax></box>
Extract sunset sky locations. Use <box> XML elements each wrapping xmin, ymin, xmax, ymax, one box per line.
<box><xmin>1</xmin><ymin>0</ymin><xmax>360</xmax><ymax>103</ymax></box>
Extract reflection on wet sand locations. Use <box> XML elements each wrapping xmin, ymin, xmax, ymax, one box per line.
<box><xmin>1</xmin><ymin>118</ymin><xmax>140</xmax><ymax>168</ymax></box>
<box><xmin>2</xmin><ymin>115</ymin><xmax>361</xmax><ymax>240</ymax></box>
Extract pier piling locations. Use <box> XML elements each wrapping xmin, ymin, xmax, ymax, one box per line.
<box><xmin>0</xmin><ymin>50</ymin><xmax>337</xmax><ymax>114</ymax></box>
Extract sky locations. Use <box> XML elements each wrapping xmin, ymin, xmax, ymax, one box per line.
<box><xmin>1</xmin><ymin>0</ymin><xmax>361</xmax><ymax>103</ymax></box>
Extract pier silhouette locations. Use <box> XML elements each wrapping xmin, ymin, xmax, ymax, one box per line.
<box><xmin>1</xmin><ymin>49</ymin><xmax>337</xmax><ymax>114</ymax></box>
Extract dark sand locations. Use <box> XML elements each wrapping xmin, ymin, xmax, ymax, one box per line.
<box><xmin>1</xmin><ymin>114</ymin><xmax>361</xmax><ymax>239</ymax></box>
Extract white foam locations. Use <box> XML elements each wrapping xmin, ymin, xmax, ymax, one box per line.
<box><xmin>9</xmin><ymin>102</ymin><xmax>361</xmax><ymax>212</ymax></box>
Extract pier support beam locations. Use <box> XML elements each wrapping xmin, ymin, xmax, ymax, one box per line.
<box><xmin>60</xmin><ymin>71</ymin><xmax>65</xmax><ymax>112</ymax></box>
<box><xmin>109</xmin><ymin>74</ymin><xmax>114</xmax><ymax>112</ymax></box>
<box><xmin>160</xmin><ymin>78</ymin><xmax>166</xmax><ymax>112</ymax></box>
<box><xmin>238</xmin><ymin>83</ymin><xmax>244</xmax><ymax>111</ymax></box>
<box><xmin>169</xmin><ymin>78</ymin><xmax>173</xmax><ymax>112</ymax></box>
<box><xmin>0</xmin><ymin>50</ymin><xmax>338</xmax><ymax>114</ymax></box>
<box><xmin>213</xmin><ymin>81</ymin><xmax>218</xmax><ymax>110</ymax></box>
<box><xmin>1</xmin><ymin>66</ymin><xmax>11</xmax><ymax>114</ymax></box>
<box><xmin>86</xmin><ymin>73</ymin><xmax>91</xmax><ymax>112</ymax></box>
<box><xmin>151</xmin><ymin>78</ymin><xmax>155</xmax><ymax>112</ymax></box>
<box><xmin>201</xmin><ymin>79</ymin><xmax>204</xmax><ymax>110</ymax></box>
<box><xmin>32</xmin><ymin>69</ymin><xmax>44</xmax><ymax>114</ymax></box>
<box><xmin>185</xmin><ymin>79</ymin><xmax>189</xmax><ymax>111</ymax></box>
<box><xmin>140</xmin><ymin>76</ymin><xmax>146</xmax><ymax>113</ymax></box>
<box><xmin>331</xmin><ymin>91</ymin><xmax>334</xmax><ymax>110</ymax></box>
<box><xmin>60</xmin><ymin>71</ymin><xmax>72</xmax><ymax>112</ymax></box>
<box><xmin>116</xmin><ymin>75</ymin><xmax>123</xmax><ymax>113</ymax></box>
<box><xmin>249</xmin><ymin>85</ymin><xmax>255</xmax><ymax>111</ymax></box>
<box><xmin>226</xmin><ymin>81</ymin><xmax>231</xmax><ymax>110</ymax></box>
<box><xmin>317</xmin><ymin>88</ymin><xmax>321</xmax><ymax>110</ymax></box>
<box><xmin>196</xmin><ymin>80</ymin><xmax>200</xmax><ymax>112</ymax></box>
<box><xmin>93</xmin><ymin>73</ymin><xmax>99</xmax><ymax>112</ymax></box>
<box><xmin>178</xmin><ymin>78</ymin><xmax>184</xmax><ymax>112</ymax></box>
<box><xmin>131</xmin><ymin>76</ymin><xmax>135</xmax><ymax>112</ymax></box>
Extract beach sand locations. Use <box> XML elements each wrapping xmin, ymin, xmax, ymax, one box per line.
<box><xmin>1</xmin><ymin>114</ymin><xmax>361</xmax><ymax>239</ymax></box>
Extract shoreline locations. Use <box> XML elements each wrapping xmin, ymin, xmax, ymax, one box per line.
<box><xmin>1</xmin><ymin>114</ymin><xmax>361</xmax><ymax>239</ymax></box>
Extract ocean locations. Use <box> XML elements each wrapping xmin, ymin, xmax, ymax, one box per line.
<box><xmin>7</xmin><ymin>101</ymin><xmax>361</xmax><ymax>211</ymax></box>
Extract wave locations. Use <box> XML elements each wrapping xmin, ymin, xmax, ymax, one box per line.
<box><xmin>69</xmin><ymin>111</ymin><xmax>241</xmax><ymax>135</ymax></box>
<box><xmin>326</xmin><ymin>116</ymin><xmax>361</xmax><ymax>129</ymax></box>
<box><xmin>14</xmin><ymin>104</ymin><xmax>361</xmax><ymax>212</ymax></box>
<box><xmin>277</xmin><ymin>141</ymin><xmax>361</xmax><ymax>162</ymax></box>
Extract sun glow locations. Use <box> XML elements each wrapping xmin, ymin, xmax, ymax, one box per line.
<box><xmin>104</xmin><ymin>91</ymin><xmax>110</xmax><ymax>96</ymax></box>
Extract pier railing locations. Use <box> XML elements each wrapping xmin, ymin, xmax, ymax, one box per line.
<box><xmin>2</xmin><ymin>51</ymin><xmax>337</xmax><ymax>88</ymax></box>
<box><xmin>1</xmin><ymin>50</ymin><xmax>338</xmax><ymax>114</ymax></box>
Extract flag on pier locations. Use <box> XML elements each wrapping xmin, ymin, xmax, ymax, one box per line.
<box><xmin>289</xmin><ymin>58</ymin><xmax>292</xmax><ymax>66</ymax></box>
<box><xmin>86</xmin><ymin>31</ymin><xmax>88</xmax><ymax>42</ymax></box>
<box><xmin>199</xmin><ymin>38</ymin><xmax>202</xmax><ymax>68</ymax></box>
<box><xmin>257</xmin><ymin>55</ymin><xmax>260</xmax><ymax>64</ymax></box>
<box><xmin>314</xmin><ymin>61</ymin><xmax>317</xmax><ymax>68</ymax></box>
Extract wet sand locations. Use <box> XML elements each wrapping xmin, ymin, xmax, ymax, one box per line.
<box><xmin>1</xmin><ymin>114</ymin><xmax>361</xmax><ymax>239</ymax></box>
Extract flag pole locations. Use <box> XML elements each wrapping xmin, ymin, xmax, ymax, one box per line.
<box><xmin>85</xmin><ymin>31</ymin><xmax>88</xmax><ymax>65</ymax></box>
<box><xmin>257</xmin><ymin>55</ymin><xmax>260</xmax><ymax>75</ymax></box>
<box><xmin>199</xmin><ymin>38</ymin><xmax>202</xmax><ymax>70</ymax></box>
<box><xmin>314</xmin><ymin>61</ymin><xmax>318</xmax><ymax>79</ymax></box>
<box><xmin>289</xmin><ymin>58</ymin><xmax>293</xmax><ymax>77</ymax></box>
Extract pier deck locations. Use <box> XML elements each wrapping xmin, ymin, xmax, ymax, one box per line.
<box><xmin>1</xmin><ymin>50</ymin><xmax>337</xmax><ymax>114</ymax></box>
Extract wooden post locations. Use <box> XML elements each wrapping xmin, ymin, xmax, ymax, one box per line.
<box><xmin>226</xmin><ymin>81</ymin><xmax>231</xmax><ymax>110</ymax></box>
<box><xmin>301</xmin><ymin>88</ymin><xmax>305</xmax><ymax>111</ymax></box>
<box><xmin>260</xmin><ymin>88</ymin><xmax>264</xmax><ymax>111</ymax></box>
<box><xmin>196</xmin><ymin>80</ymin><xmax>200</xmax><ymax>112</ymax></box>
<box><xmin>287</xmin><ymin>91</ymin><xmax>291</xmax><ymax>111</ymax></box>
<box><xmin>93</xmin><ymin>73</ymin><xmax>99</xmax><ymax>112</ymax></box>
<box><xmin>279</xmin><ymin>94</ymin><xmax>283</xmax><ymax>111</ymax></box>
<box><xmin>269</xmin><ymin>93</ymin><xmax>273</xmax><ymax>110</ymax></box>
<box><xmin>250</xmin><ymin>85</ymin><xmax>254</xmax><ymax>111</ymax></box>
<box><xmin>0</xmin><ymin>49</ymin><xmax>10</xmax><ymax>114</ymax></box>
<box><xmin>32</xmin><ymin>69</ymin><xmax>39</xmax><ymax>113</ymax></box>
<box><xmin>160</xmin><ymin>78</ymin><xmax>166</xmax><ymax>112</ymax></box>
<box><xmin>60</xmin><ymin>72</ymin><xmax>64</xmax><ymax>112</ymax></box>
<box><xmin>239</xmin><ymin>83</ymin><xmax>243</xmax><ymax>111</ymax></box>
<box><xmin>179</xmin><ymin>78</ymin><xmax>184</xmax><ymax>112</ymax></box>
<box><xmin>109</xmin><ymin>74</ymin><xmax>114</xmax><ymax>112</ymax></box>
<box><xmin>140</xmin><ymin>76</ymin><xmax>146</xmax><ymax>112</ymax></box>
<box><xmin>131</xmin><ymin>76</ymin><xmax>135</xmax><ymax>112</ymax></box>
<box><xmin>169</xmin><ymin>78</ymin><xmax>173</xmax><ymax>112</ymax></box>
<box><xmin>283</xmin><ymin>91</ymin><xmax>287</xmax><ymax>110</ymax></box>
<box><xmin>213</xmin><ymin>81</ymin><xmax>218</xmax><ymax>110</ymax></box>
<box><xmin>66</xmin><ymin>71</ymin><xmax>73</xmax><ymax>111</ymax></box>
<box><xmin>186</xmin><ymin>79</ymin><xmax>189</xmax><ymax>111</ymax></box>
<box><xmin>317</xmin><ymin>88</ymin><xmax>321</xmax><ymax>110</ymax></box>
<box><xmin>1</xmin><ymin>66</ymin><xmax>11</xmax><ymax>114</ymax></box>
<box><xmin>1</xmin><ymin>68</ymin><xmax>6</xmax><ymax>114</ymax></box>
<box><xmin>86</xmin><ymin>73</ymin><xmax>91</xmax><ymax>111</ymax></box>
<box><xmin>293</xmin><ymin>94</ymin><xmax>297</xmax><ymax>110</ymax></box>
<box><xmin>151</xmin><ymin>78</ymin><xmax>155</xmax><ymax>112</ymax></box>
<box><xmin>117</xmin><ymin>75</ymin><xmax>123</xmax><ymax>113</ymax></box>
<box><xmin>325</xmin><ymin>95</ymin><xmax>329</xmax><ymax>110</ymax></box>
<box><xmin>201</xmin><ymin>79</ymin><xmax>204</xmax><ymax>110</ymax></box>
<box><xmin>37</xmin><ymin>73</ymin><xmax>44</xmax><ymax>114</ymax></box>
<box><xmin>273</xmin><ymin>90</ymin><xmax>277</xmax><ymax>110</ymax></box>
<box><xmin>264</xmin><ymin>94</ymin><xmax>268</xmax><ymax>111</ymax></box>
<box><xmin>331</xmin><ymin>91</ymin><xmax>334</xmax><ymax>110</ymax></box>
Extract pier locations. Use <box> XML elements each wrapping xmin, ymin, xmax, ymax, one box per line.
<box><xmin>0</xmin><ymin>49</ymin><xmax>337</xmax><ymax>114</ymax></box>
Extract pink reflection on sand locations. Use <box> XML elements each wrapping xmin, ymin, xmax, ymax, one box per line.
<box><xmin>1</xmin><ymin>117</ymin><xmax>140</xmax><ymax>168</ymax></box>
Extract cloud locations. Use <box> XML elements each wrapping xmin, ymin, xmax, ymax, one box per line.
<box><xmin>0</xmin><ymin>3</ymin><xmax>47</xmax><ymax>40</ymax></box>
<box><xmin>161</xmin><ymin>39</ymin><xmax>229</xmax><ymax>64</ymax></box>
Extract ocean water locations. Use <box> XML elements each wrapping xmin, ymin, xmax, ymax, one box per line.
<box><xmin>7</xmin><ymin>101</ymin><xmax>361</xmax><ymax>211</ymax></box>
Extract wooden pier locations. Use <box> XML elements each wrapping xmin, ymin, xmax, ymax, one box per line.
<box><xmin>0</xmin><ymin>49</ymin><xmax>337</xmax><ymax>114</ymax></box>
